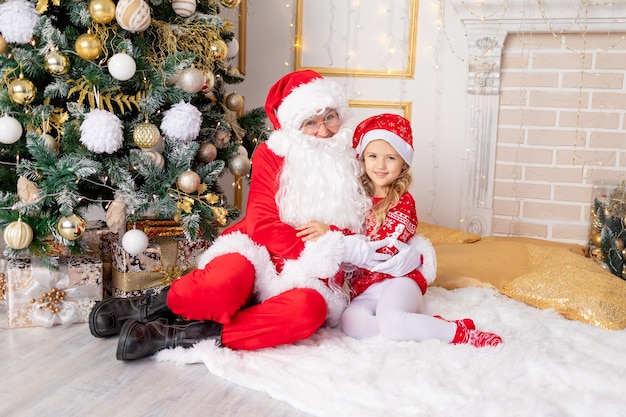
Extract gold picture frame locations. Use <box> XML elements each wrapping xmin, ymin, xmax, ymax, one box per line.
<box><xmin>237</xmin><ymin>0</ymin><xmax>246</xmax><ymax>75</ymax></box>
<box><xmin>349</xmin><ymin>100</ymin><xmax>413</xmax><ymax>121</ymax></box>
<box><xmin>295</xmin><ymin>0</ymin><xmax>417</xmax><ymax>78</ymax></box>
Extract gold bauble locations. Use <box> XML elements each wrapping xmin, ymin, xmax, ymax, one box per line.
<box><xmin>616</xmin><ymin>238</ymin><xmax>625</xmax><ymax>251</ymax></box>
<box><xmin>133</xmin><ymin>122</ymin><xmax>161</xmax><ymax>148</ymax></box>
<box><xmin>42</xmin><ymin>133</ymin><xmax>59</xmax><ymax>154</ymax></box>
<box><xmin>590</xmin><ymin>247</ymin><xmax>603</xmax><ymax>260</ymax></box>
<box><xmin>209</xmin><ymin>39</ymin><xmax>228</xmax><ymax>61</ymax></box>
<box><xmin>177</xmin><ymin>170</ymin><xmax>201</xmax><ymax>193</ymax></box>
<box><xmin>177</xmin><ymin>66</ymin><xmax>205</xmax><ymax>94</ymax></box>
<box><xmin>3</xmin><ymin>218</ymin><xmax>33</xmax><ymax>250</ymax></box>
<box><xmin>75</xmin><ymin>33</ymin><xmax>102</xmax><ymax>60</ymax></box>
<box><xmin>142</xmin><ymin>150</ymin><xmax>165</xmax><ymax>169</ymax></box>
<box><xmin>44</xmin><ymin>50</ymin><xmax>70</xmax><ymax>76</ymax></box>
<box><xmin>0</xmin><ymin>34</ymin><xmax>7</xmax><ymax>54</ymax></box>
<box><xmin>89</xmin><ymin>0</ymin><xmax>116</xmax><ymax>24</ymax></box>
<box><xmin>8</xmin><ymin>76</ymin><xmax>36</xmax><ymax>105</ymax></box>
<box><xmin>591</xmin><ymin>232</ymin><xmax>602</xmax><ymax>247</ymax></box>
<box><xmin>197</xmin><ymin>142</ymin><xmax>218</xmax><ymax>163</ymax></box>
<box><xmin>203</xmin><ymin>71</ymin><xmax>215</xmax><ymax>91</ymax></box>
<box><xmin>57</xmin><ymin>214</ymin><xmax>86</xmax><ymax>240</ymax></box>
<box><xmin>225</xmin><ymin>93</ymin><xmax>244</xmax><ymax>112</ymax></box>
<box><xmin>228</xmin><ymin>155</ymin><xmax>251</xmax><ymax>177</ymax></box>
<box><xmin>220</xmin><ymin>0</ymin><xmax>241</xmax><ymax>8</ymax></box>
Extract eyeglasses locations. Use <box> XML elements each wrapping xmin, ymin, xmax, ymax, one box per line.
<box><xmin>300</xmin><ymin>111</ymin><xmax>341</xmax><ymax>135</ymax></box>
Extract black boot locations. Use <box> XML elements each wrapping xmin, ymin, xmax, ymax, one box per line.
<box><xmin>116</xmin><ymin>319</ymin><xmax>223</xmax><ymax>361</ymax></box>
<box><xmin>89</xmin><ymin>288</ymin><xmax>176</xmax><ymax>338</ymax></box>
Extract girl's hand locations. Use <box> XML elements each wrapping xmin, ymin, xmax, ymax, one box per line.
<box><xmin>296</xmin><ymin>221</ymin><xmax>330</xmax><ymax>242</ymax></box>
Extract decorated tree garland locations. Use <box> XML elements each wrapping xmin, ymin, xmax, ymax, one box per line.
<box><xmin>0</xmin><ymin>0</ymin><xmax>265</xmax><ymax>267</ymax></box>
<box><xmin>588</xmin><ymin>181</ymin><xmax>626</xmax><ymax>280</ymax></box>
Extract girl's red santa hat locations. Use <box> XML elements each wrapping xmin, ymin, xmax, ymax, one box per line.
<box><xmin>352</xmin><ymin>113</ymin><xmax>414</xmax><ymax>166</ymax></box>
<box><xmin>264</xmin><ymin>70</ymin><xmax>349</xmax><ymax>132</ymax></box>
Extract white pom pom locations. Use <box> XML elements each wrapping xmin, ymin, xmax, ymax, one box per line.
<box><xmin>122</xmin><ymin>229</ymin><xmax>149</xmax><ymax>255</ymax></box>
<box><xmin>160</xmin><ymin>101</ymin><xmax>202</xmax><ymax>143</ymax></box>
<box><xmin>80</xmin><ymin>109</ymin><xmax>124</xmax><ymax>154</ymax></box>
<box><xmin>0</xmin><ymin>0</ymin><xmax>39</xmax><ymax>43</ymax></box>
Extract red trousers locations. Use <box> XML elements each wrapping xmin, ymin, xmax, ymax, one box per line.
<box><xmin>167</xmin><ymin>253</ymin><xmax>328</xmax><ymax>350</ymax></box>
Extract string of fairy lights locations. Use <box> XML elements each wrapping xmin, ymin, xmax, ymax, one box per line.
<box><xmin>434</xmin><ymin>0</ymin><xmax>626</xmax><ymax>239</ymax></box>
<box><xmin>232</xmin><ymin>1</ymin><xmax>625</xmax><ymax>238</ymax></box>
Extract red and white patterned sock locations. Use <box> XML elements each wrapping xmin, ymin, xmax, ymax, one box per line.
<box><xmin>451</xmin><ymin>320</ymin><xmax>502</xmax><ymax>347</ymax></box>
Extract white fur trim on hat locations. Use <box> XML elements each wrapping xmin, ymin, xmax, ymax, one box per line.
<box><xmin>276</xmin><ymin>77</ymin><xmax>349</xmax><ymax>133</ymax></box>
<box><xmin>356</xmin><ymin>128</ymin><xmax>414</xmax><ymax>166</ymax></box>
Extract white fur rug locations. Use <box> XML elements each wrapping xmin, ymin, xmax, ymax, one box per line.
<box><xmin>156</xmin><ymin>287</ymin><xmax>626</xmax><ymax>417</ymax></box>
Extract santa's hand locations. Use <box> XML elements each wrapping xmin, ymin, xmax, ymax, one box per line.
<box><xmin>342</xmin><ymin>235</ymin><xmax>391</xmax><ymax>269</ymax></box>
<box><xmin>370</xmin><ymin>240</ymin><xmax>422</xmax><ymax>276</ymax></box>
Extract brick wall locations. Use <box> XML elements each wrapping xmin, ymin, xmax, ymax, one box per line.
<box><xmin>495</xmin><ymin>32</ymin><xmax>626</xmax><ymax>244</ymax></box>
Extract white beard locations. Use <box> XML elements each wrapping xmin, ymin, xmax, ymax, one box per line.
<box><xmin>276</xmin><ymin>127</ymin><xmax>371</xmax><ymax>233</ymax></box>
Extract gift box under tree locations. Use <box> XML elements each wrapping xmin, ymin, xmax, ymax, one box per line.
<box><xmin>6</xmin><ymin>256</ymin><xmax>103</xmax><ymax>328</ymax></box>
<box><xmin>109</xmin><ymin>236</ymin><xmax>210</xmax><ymax>298</ymax></box>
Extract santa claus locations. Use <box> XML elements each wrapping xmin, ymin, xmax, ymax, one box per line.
<box><xmin>89</xmin><ymin>70</ymin><xmax>427</xmax><ymax>360</ymax></box>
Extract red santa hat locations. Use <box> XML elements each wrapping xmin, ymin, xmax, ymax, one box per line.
<box><xmin>352</xmin><ymin>113</ymin><xmax>414</xmax><ymax>166</ymax></box>
<box><xmin>264</xmin><ymin>70</ymin><xmax>349</xmax><ymax>132</ymax></box>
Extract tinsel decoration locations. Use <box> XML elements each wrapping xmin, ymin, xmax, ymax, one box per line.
<box><xmin>0</xmin><ymin>0</ymin><xmax>39</xmax><ymax>43</ymax></box>
<box><xmin>588</xmin><ymin>182</ymin><xmax>626</xmax><ymax>280</ymax></box>
<box><xmin>160</xmin><ymin>101</ymin><xmax>202</xmax><ymax>143</ymax></box>
<box><xmin>79</xmin><ymin>109</ymin><xmax>124</xmax><ymax>154</ymax></box>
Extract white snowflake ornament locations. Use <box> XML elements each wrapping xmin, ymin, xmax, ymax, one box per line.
<box><xmin>160</xmin><ymin>101</ymin><xmax>202</xmax><ymax>143</ymax></box>
<box><xmin>80</xmin><ymin>109</ymin><xmax>124</xmax><ymax>154</ymax></box>
<box><xmin>0</xmin><ymin>0</ymin><xmax>39</xmax><ymax>43</ymax></box>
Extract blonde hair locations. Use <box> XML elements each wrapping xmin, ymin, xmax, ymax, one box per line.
<box><xmin>360</xmin><ymin>162</ymin><xmax>413</xmax><ymax>234</ymax></box>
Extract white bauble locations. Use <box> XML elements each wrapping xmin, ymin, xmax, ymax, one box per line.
<box><xmin>0</xmin><ymin>0</ymin><xmax>39</xmax><ymax>43</ymax></box>
<box><xmin>172</xmin><ymin>0</ymin><xmax>196</xmax><ymax>17</ymax></box>
<box><xmin>0</xmin><ymin>115</ymin><xmax>23</xmax><ymax>144</ymax></box>
<box><xmin>122</xmin><ymin>228</ymin><xmax>149</xmax><ymax>255</ymax></box>
<box><xmin>115</xmin><ymin>0</ymin><xmax>151</xmax><ymax>32</ymax></box>
<box><xmin>79</xmin><ymin>109</ymin><xmax>124</xmax><ymax>154</ymax></box>
<box><xmin>108</xmin><ymin>53</ymin><xmax>136</xmax><ymax>81</ymax></box>
<box><xmin>226</xmin><ymin>38</ymin><xmax>239</xmax><ymax>58</ymax></box>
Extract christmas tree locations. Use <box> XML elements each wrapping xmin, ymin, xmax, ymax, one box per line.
<box><xmin>588</xmin><ymin>182</ymin><xmax>626</xmax><ymax>281</ymax></box>
<box><xmin>0</xmin><ymin>0</ymin><xmax>267</xmax><ymax>266</ymax></box>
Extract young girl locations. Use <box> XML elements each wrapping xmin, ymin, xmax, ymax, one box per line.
<box><xmin>298</xmin><ymin>113</ymin><xmax>502</xmax><ymax>348</ymax></box>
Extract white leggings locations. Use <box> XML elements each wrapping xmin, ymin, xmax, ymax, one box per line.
<box><xmin>340</xmin><ymin>277</ymin><xmax>457</xmax><ymax>342</ymax></box>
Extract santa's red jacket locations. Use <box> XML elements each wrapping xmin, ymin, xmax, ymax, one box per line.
<box><xmin>194</xmin><ymin>142</ymin><xmax>437</xmax><ymax>326</ymax></box>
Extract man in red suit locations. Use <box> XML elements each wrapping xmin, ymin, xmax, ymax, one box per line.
<box><xmin>90</xmin><ymin>70</ymin><xmax>427</xmax><ymax>360</ymax></box>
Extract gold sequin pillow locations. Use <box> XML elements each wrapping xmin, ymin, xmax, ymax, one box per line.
<box><xmin>418</xmin><ymin>222</ymin><xmax>481</xmax><ymax>244</ymax></box>
<box><xmin>501</xmin><ymin>244</ymin><xmax>626</xmax><ymax>330</ymax></box>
